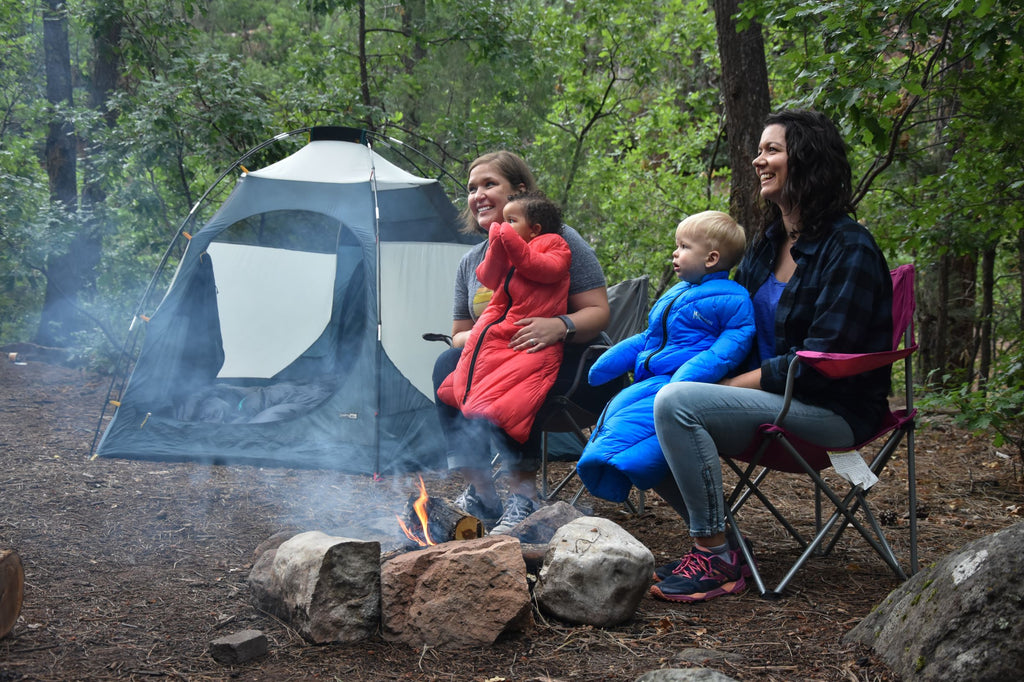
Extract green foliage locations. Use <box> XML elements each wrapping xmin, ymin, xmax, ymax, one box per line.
<box><xmin>1</xmin><ymin>0</ymin><xmax>1022</xmax><ymax>415</ymax></box>
<box><xmin>0</xmin><ymin>0</ymin><xmax>48</xmax><ymax>341</ymax></box>
<box><xmin>526</xmin><ymin>0</ymin><xmax>726</xmax><ymax>293</ymax></box>
<box><xmin>924</xmin><ymin>345</ymin><xmax>1024</xmax><ymax>471</ymax></box>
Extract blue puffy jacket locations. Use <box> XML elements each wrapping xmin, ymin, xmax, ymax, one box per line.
<box><xmin>577</xmin><ymin>271</ymin><xmax>755</xmax><ymax>502</ymax></box>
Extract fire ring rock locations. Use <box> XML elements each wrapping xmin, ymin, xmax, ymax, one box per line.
<box><xmin>534</xmin><ymin>516</ymin><xmax>654</xmax><ymax>627</ymax></box>
<box><xmin>248</xmin><ymin>530</ymin><xmax>380</xmax><ymax>644</ymax></box>
<box><xmin>380</xmin><ymin>535</ymin><xmax>533</xmax><ymax>649</ymax></box>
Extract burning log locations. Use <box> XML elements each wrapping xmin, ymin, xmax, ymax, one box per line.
<box><xmin>397</xmin><ymin>478</ymin><xmax>482</xmax><ymax>547</ymax></box>
<box><xmin>1</xmin><ymin>549</ymin><xmax>24</xmax><ymax>639</ymax></box>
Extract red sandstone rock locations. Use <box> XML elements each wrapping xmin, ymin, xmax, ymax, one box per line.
<box><xmin>380</xmin><ymin>535</ymin><xmax>533</xmax><ymax>649</ymax></box>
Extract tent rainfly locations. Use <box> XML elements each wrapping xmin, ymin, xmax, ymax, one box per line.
<box><xmin>94</xmin><ymin>127</ymin><xmax>479</xmax><ymax>473</ymax></box>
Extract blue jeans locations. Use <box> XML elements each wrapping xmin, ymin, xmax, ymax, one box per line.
<box><xmin>652</xmin><ymin>382</ymin><xmax>854</xmax><ymax>538</ymax></box>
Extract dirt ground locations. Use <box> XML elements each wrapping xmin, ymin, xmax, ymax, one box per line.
<box><xmin>1</xmin><ymin>358</ymin><xmax>1021</xmax><ymax>682</ymax></box>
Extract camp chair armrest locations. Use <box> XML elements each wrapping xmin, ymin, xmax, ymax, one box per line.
<box><xmin>774</xmin><ymin>355</ymin><xmax>802</xmax><ymax>425</ymax></box>
<box><xmin>562</xmin><ymin>343</ymin><xmax>610</xmax><ymax>399</ymax></box>
<box><xmin>422</xmin><ymin>332</ymin><xmax>454</xmax><ymax>347</ymax></box>
<box><xmin>796</xmin><ymin>346</ymin><xmax>917</xmax><ymax>380</ymax></box>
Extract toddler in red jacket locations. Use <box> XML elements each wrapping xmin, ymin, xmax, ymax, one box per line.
<box><xmin>438</xmin><ymin>191</ymin><xmax>571</xmax><ymax>443</ymax></box>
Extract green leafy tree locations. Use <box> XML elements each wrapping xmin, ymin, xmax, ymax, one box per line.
<box><xmin>744</xmin><ymin>0</ymin><xmax>1024</xmax><ymax>384</ymax></box>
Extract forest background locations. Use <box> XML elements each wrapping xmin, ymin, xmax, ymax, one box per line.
<box><xmin>2</xmin><ymin>0</ymin><xmax>1024</xmax><ymax>454</ymax></box>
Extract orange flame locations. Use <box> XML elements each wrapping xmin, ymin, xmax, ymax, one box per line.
<box><xmin>396</xmin><ymin>476</ymin><xmax>435</xmax><ymax>546</ymax></box>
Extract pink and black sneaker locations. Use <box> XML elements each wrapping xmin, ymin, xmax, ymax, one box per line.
<box><xmin>650</xmin><ymin>546</ymin><xmax>748</xmax><ymax>602</ymax></box>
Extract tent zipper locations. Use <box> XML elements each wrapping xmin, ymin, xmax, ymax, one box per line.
<box><xmin>462</xmin><ymin>266</ymin><xmax>515</xmax><ymax>403</ymax></box>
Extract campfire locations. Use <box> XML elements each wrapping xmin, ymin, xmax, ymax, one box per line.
<box><xmin>396</xmin><ymin>476</ymin><xmax>483</xmax><ymax>547</ymax></box>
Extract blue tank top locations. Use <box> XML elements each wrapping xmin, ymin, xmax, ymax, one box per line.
<box><xmin>753</xmin><ymin>273</ymin><xmax>786</xmax><ymax>362</ymax></box>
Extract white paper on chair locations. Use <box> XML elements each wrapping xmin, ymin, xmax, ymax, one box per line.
<box><xmin>828</xmin><ymin>450</ymin><xmax>879</xmax><ymax>490</ymax></box>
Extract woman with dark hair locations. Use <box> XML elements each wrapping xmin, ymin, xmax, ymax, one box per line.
<box><xmin>432</xmin><ymin>151</ymin><xmax>612</xmax><ymax>534</ymax></box>
<box><xmin>648</xmin><ymin>109</ymin><xmax>893</xmax><ymax>603</ymax></box>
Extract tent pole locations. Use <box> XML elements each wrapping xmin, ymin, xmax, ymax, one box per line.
<box><xmin>365</xmin><ymin>135</ymin><xmax>385</xmax><ymax>480</ymax></box>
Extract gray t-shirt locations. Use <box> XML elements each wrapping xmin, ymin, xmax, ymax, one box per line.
<box><xmin>452</xmin><ymin>225</ymin><xmax>606</xmax><ymax>322</ymax></box>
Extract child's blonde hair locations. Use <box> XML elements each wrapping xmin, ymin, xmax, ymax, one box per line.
<box><xmin>677</xmin><ymin>210</ymin><xmax>747</xmax><ymax>270</ymax></box>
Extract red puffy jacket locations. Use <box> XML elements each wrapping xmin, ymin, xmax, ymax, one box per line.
<box><xmin>438</xmin><ymin>222</ymin><xmax>571</xmax><ymax>442</ymax></box>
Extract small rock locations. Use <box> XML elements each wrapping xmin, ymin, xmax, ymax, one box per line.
<box><xmin>209</xmin><ymin>629</ymin><xmax>268</xmax><ymax>664</ymax></box>
<box><xmin>248</xmin><ymin>531</ymin><xmax>380</xmax><ymax>644</ymax></box>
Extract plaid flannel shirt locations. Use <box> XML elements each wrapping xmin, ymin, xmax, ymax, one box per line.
<box><xmin>735</xmin><ymin>214</ymin><xmax>893</xmax><ymax>442</ymax></box>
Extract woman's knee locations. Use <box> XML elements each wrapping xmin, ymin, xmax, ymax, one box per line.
<box><xmin>653</xmin><ymin>382</ymin><xmax>705</xmax><ymax>427</ymax></box>
<box><xmin>432</xmin><ymin>347</ymin><xmax>461</xmax><ymax>390</ymax></box>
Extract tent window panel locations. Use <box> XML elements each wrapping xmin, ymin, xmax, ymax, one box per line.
<box><xmin>379</xmin><ymin>242</ymin><xmax>474</xmax><ymax>399</ymax></box>
<box><xmin>214</xmin><ymin>209</ymin><xmax>344</xmax><ymax>253</ymax></box>
<box><xmin>207</xmin><ymin>242</ymin><xmax>336</xmax><ymax>379</ymax></box>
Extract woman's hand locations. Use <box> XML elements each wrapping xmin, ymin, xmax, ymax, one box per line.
<box><xmin>450</xmin><ymin>320</ymin><xmax>474</xmax><ymax>349</ymax></box>
<box><xmin>510</xmin><ymin>317</ymin><xmax>568</xmax><ymax>353</ymax></box>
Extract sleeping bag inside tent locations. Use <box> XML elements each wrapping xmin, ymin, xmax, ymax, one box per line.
<box><xmin>94</xmin><ymin>127</ymin><xmax>480</xmax><ymax>473</ymax></box>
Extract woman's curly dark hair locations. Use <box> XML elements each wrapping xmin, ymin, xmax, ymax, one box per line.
<box><xmin>758</xmin><ymin>109</ymin><xmax>854</xmax><ymax>240</ymax></box>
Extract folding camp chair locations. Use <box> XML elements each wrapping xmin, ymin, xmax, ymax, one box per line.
<box><xmin>534</xmin><ymin>276</ymin><xmax>650</xmax><ymax>510</ymax></box>
<box><xmin>723</xmin><ymin>264</ymin><xmax>918</xmax><ymax>598</ymax></box>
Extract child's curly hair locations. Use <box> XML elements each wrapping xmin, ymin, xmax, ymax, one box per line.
<box><xmin>506</xmin><ymin>190</ymin><xmax>563</xmax><ymax>236</ymax></box>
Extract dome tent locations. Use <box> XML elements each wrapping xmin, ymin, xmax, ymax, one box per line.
<box><xmin>93</xmin><ymin>127</ymin><xmax>479</xmax><ymax>473</ymax></box>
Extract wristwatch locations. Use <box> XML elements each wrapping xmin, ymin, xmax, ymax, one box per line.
<box><xmin>557</xmin><ymin>314</ymin><xmax>576</xmax><ymax>342</ymax></box>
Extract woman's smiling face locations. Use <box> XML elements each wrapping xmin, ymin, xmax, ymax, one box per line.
<box><xmin>753</xmin><ymin>123</ymin><xmax>789</xmax><ymax>210</ymax></box>
<box><xmin>467</xmin><ymin>162</ymin><xmax>517</xmax><ymax>230</ymax></box>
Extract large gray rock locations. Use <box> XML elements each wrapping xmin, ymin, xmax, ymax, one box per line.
<box><xmin>845</xmin><ymin>521</ymin><xmax>1024</xmax><ymax>680</ymax></box>
<box><xmin>380</xmin><ymin>535</ymin><xmax>533</xmax><ymax>649</ymax></box>
<box><xmin>534</xmin><ymin>516</ymin><xmax>654</xmax><ymax>627</ymax></box>
<box><xmin>248</xmin><ymin>530</ymin><xmax>380</xmax><ymax>644</ymax></box>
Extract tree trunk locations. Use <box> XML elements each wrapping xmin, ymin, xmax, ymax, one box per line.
<box><xmin>35</xmin><ymin>0</ymin><xmax>93</xmax><ymax>349</ymax></box>
<box><xmin>399</xmin><ymin>0</ymin><xmax>426</xmax><ymax>130</ymax></box>
<box><xmin>357</xmin><ymin>0</ymin><xmax>374</xmax><ymax>131</ymax></box>
<box><xmin>1019</xmin><ymin>226</ymin><xmax>1024</xmax><ymax>334</ymax></box>
<box><xmin>918</xmin><ymin>87</ymin><xmax>975</xmax><ymax>386</ymax></box>
<box><xmin>712</xmin><ymin>0</ymin><xmax>770</xmax><ymax>237</ymax></box>
<box><xmin>41</xmin><ymin>0</ymin><xmax>75</xmax><ymax>210</ymax></box>
<box><xmin>978</xmin><ymin>246</ymin><xmax>995</xmax><ymax>386</ymax></box>
<box><xmin>920</xmin><ymin>252</ymin><xmax>976</xmax><ymax>385</ymax></box>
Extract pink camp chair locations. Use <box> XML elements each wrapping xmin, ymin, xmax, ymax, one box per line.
<box><xmin>723</xmin><ymin>264</ymin><xmax>918</xmax><ymax>598</ymax></box>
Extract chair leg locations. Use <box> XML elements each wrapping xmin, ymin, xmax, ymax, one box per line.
<box><xmin>545</xmin><ymin>464</ymin><xmax>582</xmax><ymax>501</ymax></box>
<box><xmin>724</xmin><ymin>505</ymin><xmax>776</xmax><ymax>599</ymax></box>
<box><xmin>729</xmin><ymin>434</ymin><xmax>913</xmax><ymax>596</ymax></box>
<box><xmin>540</xmin><ymin>433</ymin><xmax>551</xmax><ymax>500</ymax></box>
<box><xmin>491</xmin><ymin>451</ymin><xmax>502</xmax><ymax>482</ymax></box>
<box><xmin>906</xmin><ymin>428</ymin><xmax>919</xmax><ymax>574</ymax></box>
<box><xmin>796</xmin><ymin>470</ymin><xmax>908</xmax><ymax>582</ymax></box>
<box><xmin>725</xmin><ymin>458</ymin><xmax>810</xmax><ymax>550</ymax></box>
<box><xmin>539</xmin><ymin>412</ymin><xmax>647</xmax><ymax>515</ymax></box>
<box><xmin>819</xmin><ymin>428</ymin><xmax>916</xmax><ymax>577</ymax></box>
